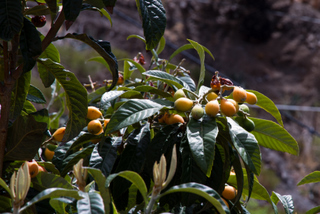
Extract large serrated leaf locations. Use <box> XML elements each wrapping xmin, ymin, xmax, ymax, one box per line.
<box><xmin>246</xmin><ymin>89</ymin><xmax>283</xmax><ymax>126</ymax></box>
<box><xmin>77</xmin><ymin>191</ymin><xmax>105</xmax><ymax>214</ymax></box>
<box><xmin>271</xmin><ymin>192</ymin><xmax>294</xmax><ymax>214</ymax></box>
<box><xmin>135</xmin><ymin>0</ymin><xmax>166</xmax><ymax>50</ymax></box>
<box><xmin>0</xmin><ymin>0</ymin><xmax>23</xmax><ymax>41</ymax></box>
<box><xmin>160</xmin><ymin>183</ymin><xmax>229</xmax><ymax>214</ymax></box>
<box><xmin>20</xmin><ymin>17</ymin><xmax>42</xmax><ymax>73</ymax></box>
<box><xmin>5</xmin><ymin>114</ymin><xmax>47</xmax><ymax>161</ymax></box>
<box><xmin>186</xmin><ymin>116</ymin><xmax>218</xmax><ymax>177</ymax></box>
<box><xmin>20</xmin><ymin>188</ymin><xmax>83</xmax><ymax>212</ymax></box>
<box><xmin>10</xmin><ymin>71</ymin><xmax>31</xmax><ymax>121</ymax></box>
<box><xmin>143</xmin><ymin>70</ymin><xmax>189</xmax><ymax>90</ymax></box>
<box><xmin>59</xmin><ymin>33</ymin><xmax>118</xmax><ymax>91</ymax></box>
<box><xmin>105</xmin><ymin>99</ymin><xmax>165</xmax><ymax>134</ymax></box>
<box><xmin>297</xmin><ymin>171</ymin><xmax>320</xmax><ymax>185</ymax></box>
<box><xmin>228</xmin><ymin>118</ymin><xmax>261</xmax><ymax>175</ymax></box>
<box><xmin>27</xmin><ymin>85</ymin><xmax>46</xmax><ymax>104</ymax></box>
<box><xmin>37</xmin><ymin>58</ymin><xmax>87</xmax><ymax>141</ymax></box>
<box><xmin>250</xmin><ymin>117</ymin><xmax>299</xmax><ymax>155</ymax></box>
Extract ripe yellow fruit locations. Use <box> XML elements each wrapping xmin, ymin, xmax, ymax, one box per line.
<box><xmin>87</xmin><ymin>106</ymin><xmax>102</xmax><ymax>120</ymax></box>
<box><xmin>158</xmin><ymin>113</ymin><xmax>168</xmax><ymax>123</ymax></box>
<box><xmin>91</xmin><ymin>138</ymin><xmax>101</xmax><ymax>144</ymax></box>
<box><xmin>44</xmin><ymin>147</ymin><xmax>55</xmax><ymax>161</ymax></box>
<box><xmin>52</xmin><ymin>127</ymin><xmax>66</xmax><ymax>142</ymax></box>
<box><xmin>245</xmin><ymin>92</ymin><xmax>258</xmax><ymax>105</ymax></box>
<box><xmin>166</xmin><ymin>114</ymin><xmax>184</xmax><ymax>125</ymax></box>
<box><xmin>117</xmin><ymin>73</ymin><xmax>124</xmax><ymax>85</ymax></box>
<box><xmin>174</xmin><ymin>97</ymin><xmax>194</xmax><ymax>112</ymax></box>
<box><xmin>221</xmin><ymin>198</ymin><xmax>229</xmax><ymax>209</ymax></box>
<box><xmin>206</xmin><ymin>92</ymin><xmax>218</xmax><ymax>101</ymax></box>
<box><xmin>222</xmin><ymin>185</ymin><xmax>237</xmax><ymax>200</ymax></box>
<box><xmin>88</xmin><ymin>119</ymin><xmax>103</xmax><ymax>135</ymax></box>
<box><xmin>205</xmin><ymin>100</ymin><xmax>220</xmax><ymax>117</ymax></box>
<box><xmin>27</xmin><ymin>161</ymin><xmax>39</xmax><ymax>178</ymax></box>
<box><xmin>232</xmin><ymin>87</ymin><xmax>247</xmax><ymax>103</ymax></box>
<box><xmin>227</xmin><ymin>99</ymin><xmax>239</xmax><ymax>113</ymax></box>
<box><xmin>104</xmin><ymin>119</ymin><xmax>110</xmax><ymax>128</ymax></box>
<box><xmin>220</xmin><ymin>99</ymin><xmax>237</xmax><ymax>117</ymax></box>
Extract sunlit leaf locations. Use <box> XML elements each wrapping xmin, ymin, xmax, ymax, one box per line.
<box><xmin>297</xmin><ymin>171</ymin><xmax>320</xmax><ymax>186</ymax></box>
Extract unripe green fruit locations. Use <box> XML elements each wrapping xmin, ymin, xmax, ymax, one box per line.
<box><xmin>173</xmin><ymin>89</ymin><xmax>186</xmax><ymax>101</ymax></box>
<box><xmin>174</xmin><ymin>97</ymin><xmax>194</xmax><ymax>112</ymax></box>
<box><xmin>243</xmin><ymin>118</ymin><xmax>255</xmax><ymax>132</ymax></box>
<box><xmin>191</xmin><ymin>105</ymin><xmax>204</xmax><ymax>120</ymax></box>
<box><xmin>237</xmin><ymin>104</ymin><xmax>250</xmax><ymax>116</ymax></box>
<box><xmin>234</xmin><ymin>116</ymin><xmax>244</xmax><ymax>126</ymax></box>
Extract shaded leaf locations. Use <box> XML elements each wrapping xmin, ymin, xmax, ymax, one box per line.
<box><xmin>27</xmin><ymin>85</ymin><xmax>46</xmax><ymax>104</ymax></box>
<box><xmin>0</xmin><ymin>0</ymin><xmax>23</xmax><ymax>41</ymax></box>
<box><xmin>32</xmin><ymin>172</ymin><xmax>73</xmax><ymax>192</ymax></box>
<box><xmin>20</xmin><ymin>188</ymin><xmax>83</xmax><ymax>212</ymax></box>
<box><xmin>160</xmin><ymin>182</ymin><xmax>229</xmax><ymax>214</ymax></box>
<box><xmin>5</xmin><ymin>114</ymin><xmax>47</xmax><ymax>161</ymax></box>
<box><xmin>143</xmin><ymin>70</ymin><xmax>190</xmax><ymax>90</ymax></box>
<box><xmin>37</xmin><ymin>58</ymin><xmax>87</xmax><ymax>141</ymax></box>
<box><xmin>10</xmin><ymin>71</ymin><xmax>31</xmax><ymax>121</ymax></box>
<box><xmin>20</xmin><ymin>17</ymin><xmax>42</xmax><ymax>73</ymax></box>
<box><xmin>271</xmin><ymin>192</ymin><xmax>294</xmax><ymax>214</ymax></box>
<box><xmin>306</xmin><ymin>206</ymin><xmax>320</xmax><ymax>214</ymax></box>
<box><xmin>250</xmin><ymin>117</ymin><xmax>299</xmax><ymax>155</ymax></box>
<box><xmin>63</xmin><ymin>0</ymin><xmax>82</xmax><ymax>21</ymax></box>
<box><xmin>135</xmin><ymin>0</ymin><xmax>166</xmax><ymax>50</ymax></box>
<box><xmin>134</xmin><ymin>85</ymin><xmax>172</xmax><ymax>98</ymax></box>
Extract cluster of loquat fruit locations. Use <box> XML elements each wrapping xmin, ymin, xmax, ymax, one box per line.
<box><xmin>162</xmin><ymin>73</ymin><xmax>258</xmax><ymax>132</ymax></box>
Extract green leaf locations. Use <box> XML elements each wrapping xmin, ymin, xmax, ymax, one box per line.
<box><xmin>88</xmin><ymin>86</ymin><xmax>108</xmax><ymax>104</ymax></box>
<box><xmin>24</xmin><ymin>4</ymin><xmax>50</xmax><ymax>16</ymax></box>
<box><xmin>45</xmin><ymin>0</ymin><xmax>58</xmax><ymax>14</ymax></box>
<box><xmin>297</xmin><ymin>171</ymin><xmax>320</xmax><ymax>185</ymax></box>
<box><xmin>100</xmin><ymin>90</ymin><xmax>125</xmax><ymax>110</ymax></box>
<box><xmin>106</xmin><ymin>171</ymin><xmax>148</xmax><ymax>206</ymax></box>
<box><xmin>156</xmin><ymin>36</ymin><xmax>166</xmax><ymax>55</ymax></box>
<box><xmin>271</xmin><ymin>192</ymin><xmax>294</xmax><ymax>214</ymax></box>
<box><xmin>0</xmin><ymin>178</ymin><xmax>13</xmax><ymax>198</ymax></box>
<box><xmin>143</xmin><ymin>70</ymin><xmax>189</xmax><ymax>90</ymax></box>
<box><xmin>228</xmin><ymin>118</ymin><xmax>261</xmax><ymax>175</ymax></box>
<box><xmin>49</xmin><ymin>198</ymin><xmax>70</xmax><ymax>214</ymax></box>
<box><xmin>20</xmin><ymin>188</ymin><xmax>83</xmax><ymax>212</ymax></box>
<box><xmin>0</xmin><ymin>0</ymin><xmax>23</xmax><ymax>41</ymax></box>
<box><xmin>63</xmin><ymin>0</ymin><xmax>82</xmax><ymax>21</ymax></box>
<box><xmin>5</xmin><ymin>114</ymin><xmax>47</xmax><ymax>161</ymax></box>
<box><xmin>105</xmin><ymin>99</ymin><xmax>166</xmax><ymax>134</ymax></box>
<box><xmin>177</xmin><ymin>75</ymin><xmax>196</xmax><ymax>92</ymax></box>
<box><xmin>134</xmin><ymin>85</ymin><xmax>172</xmax><ymax>98</ymax></box>
<box><xmin>250</xmin><ymin>117</ymin><xmax>299</xmax><ymax>155</ymax></box>
<box><xmin>77</xmin><ymin>191</ymin><xmax>105</xmax><ymax>214</ymax></box>
<box><xmin>187</xmin><ymin>39</ymin><xmax>205</xmax><ymax>93</ymax></box>
<box><xmin>10</xmin><ymin>71</ymin><xmax>31</xmax><ymax>121</ymax></box>
<box><xmin>37</xmin><ymin>58</ymin><xmax>87</xmax><ymax>141</ymax></box>
<box><xmin>160</xmin><ymin>183</ymin><xmax>229</xmax><ymax>214</ymax></box>
<box><xmin>32</xmin><ymin>172</ymin><xmax>73</xmax><ymax>192</ymax></box>
<box><xmin>60</xmin><ymin>33</ymin><xmax>118</xmax><ymax>91</ymax></box>
<box><xmin>120</xmin><ymin>58</ymin><xmax>146</xmax><ymax>75</ymax></box>
<box><xmin>0</xmin><ymin>195</ymin><xmax>12</xmax><ymax>213</ymax></box>
<box><xmin>135</xmin><ymin>0</ymin><xmax>166</xmax><ymax>50</ymax></box>
<box><xmin>87</xmin><ymin>168</ymin><xmax>110</xmax><ymax>213</ymax></box>
<box><xmin>60</xmin><ymin>144</ymin><xmax>95</xmax><ymax>177</ymax></box>
<box><xmin>187</xmin><ymin>116</ymin><xmax>218</xmax><ymax>176</ymax></box>
<box><xmin>246</xmin><ymin>89</ymin><xmax>283</xmax><ymax>126</ymax></box>
<box><xmin>306</xmin><ymin>206</ymin><xmax>320</xmax><ymax>214</ymax></box>
<box><xmin>38</xmin><ymin>34</ymin><xmax>60</xmax><ymax>87</ymax></box>
<box><xmin>20</xmin><ymin>17</ymin><xmax>42</xmax><ymax>73</ymax></box>
<box><xmin>27</xmin><ymin>85</ymin><xmax>46</xmax><ymax>104</ymax></box>
<box><xmin>127</xmin><ymin>34</ymin><xmax>146</xmax><ymax>43</ymax></box>
<box><xmin>169</xmin><ymin>43</ymin><xmax>214</xmax><ymax>62</ymax></box>
<box><xmin>88</xmin><ymin>56</ymin><xmax>111</xmax><ymax>72</ymax></box>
